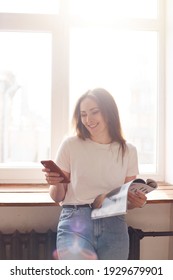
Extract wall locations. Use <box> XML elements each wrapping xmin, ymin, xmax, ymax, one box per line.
<box><xmin>0</xmin><ymin>206</ymin><xmax>60</xmax><ymax>234</ymax></box>
<box><xmin>165</xmin><ymin>0</ymin><xmax>173</xmax><ymax>184</ymax></box>
<box><xmin>0</xmin><ymin>203</ymin><xmax>172</xmax><ymax>260</ymax></box>
<box><xmin>127</xmin><ymin>203</ymin><xmax>172</xmax><ymax>259</ymax></box>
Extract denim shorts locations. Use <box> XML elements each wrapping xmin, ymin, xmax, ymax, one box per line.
<box><xmin>56</xmin><ymin>206</ymin><xmax>129</xmax><ymax>260</ymax></box>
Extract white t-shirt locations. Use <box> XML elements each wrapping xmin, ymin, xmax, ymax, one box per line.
<box><xmin>55</xmin><ymin>136</ymin><xmax>139</xmax><ymax>205</ymax></box>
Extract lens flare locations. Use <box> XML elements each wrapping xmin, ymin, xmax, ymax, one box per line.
<box><xmin>70</xmin><ymin>217</ymin><xmax>86</xmax><ymax>233</ymax></box>
<box><xmin>56</xmin><ymin>236</ymin><xmax>97</xmax><ymax>260</ymax></box>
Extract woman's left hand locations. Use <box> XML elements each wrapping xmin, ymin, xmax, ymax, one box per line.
<box><xmin>92</xmin><ymin>193</ymin><xmax>107</xmax><ymax>209</ymax></box>
<box><xmin>128</xmin><ymin>190</ymin><xmax>147</xmax><ymax>209</ymax></box>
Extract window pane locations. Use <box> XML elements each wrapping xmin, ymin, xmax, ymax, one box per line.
<box><xmin>70</xmin><ymin>0</ymin><xmax>158</xmax><ymax>19</ymax></box>
<box><xmin>70</xmin><ymin>28</ymin><xmax>158</xmax><ymax>173</ymax></box>
<box><xmin>0</xmin><ymin>32</ymin><xmax>51</xmax><ymax>165</ymax></box>
<box><xmin>0</xmin><ymin>0</ymin><xmax>60</xmax><ymax>14</ymax></box>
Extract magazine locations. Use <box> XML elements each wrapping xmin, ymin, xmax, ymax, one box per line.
<box><xmin>91</xmin><ymin>178</ymin><xmax>157</xmax><ymax>219</ymax></box>
<box><xmin>128</xmin><ymin>178</ymin><xmax>157</xmax><ymax>194</ymax></box>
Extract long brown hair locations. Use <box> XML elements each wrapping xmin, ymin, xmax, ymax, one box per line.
<box><xmin>72</xmin><ymin>88</ymin><xmax>126</xmax><ymax>155</ymax></box>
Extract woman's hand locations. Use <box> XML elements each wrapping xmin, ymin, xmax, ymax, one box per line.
<box><xmin>42</xmin><ymin>168</ymin><xmax>65</xmax><ymax>185</ymax></box>
<box><xmin>92</xmin><ymin>190</ymin><xmax>147</xmax><ymax>210</ymax></box>
<box><xmin>128</xmin><ymin>190</ymin><xmax>147</xmax><ymax>209</ymax></box>
<box><xmin>92</xmin><ymin>193</ymin><xmax>107</xmax><ymax>209</ymax></box>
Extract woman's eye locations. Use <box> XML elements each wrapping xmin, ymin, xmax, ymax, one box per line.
<box><xmin>92</xmin><ymin>110</ymin><xmax>99</xmax><ymax>115</ymax></box>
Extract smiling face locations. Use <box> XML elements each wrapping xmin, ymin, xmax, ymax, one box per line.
<box><xmin>80</xmin><ymin>97</ymin><xmax>111</xmax><ymax>144</ymax></box>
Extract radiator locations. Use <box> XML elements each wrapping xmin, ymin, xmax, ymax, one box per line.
<box><xmin>1</xmin><ymin>227</ymin><xmax>172</xmax><ymax>260</ymax></box>
<box><xmin>0</xmin><ymin>229</ymin><xmax>56</xmax><ymax>260</ymax></box>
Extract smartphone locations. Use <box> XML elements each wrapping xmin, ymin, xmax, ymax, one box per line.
<box><xmin>41</xmin><ymin>160</ymin><xmax>70</xmax><ymax>183</ymax></box>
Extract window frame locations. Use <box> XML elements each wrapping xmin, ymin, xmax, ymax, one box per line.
<box><xmin>0</xmin><ymin>0</ymin><xmax>165</xmax><ymax>183</ymax></box>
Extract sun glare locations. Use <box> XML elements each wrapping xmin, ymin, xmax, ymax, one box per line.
<box><xmin>69</xmin><ymin>0</ymin><xmax>158</xmax><ymax>20</ymax></box>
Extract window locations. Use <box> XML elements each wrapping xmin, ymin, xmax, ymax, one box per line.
<box><xmin>69</xmin><ymin>0</ymin><xmax>158</xmax><ymax>19</ymax></box>
<box><xmin>0</xmin><ymin>32</ymin><xmax>51</xmax><ymax>164</ymax></box>
<box><xmin>0</xmin><ymin>0</ymin><xmax>165</xmax><ymax>183</ymax></box>
<box><xmin>70</xmin><ymin>29</ymin><xmax>158</xmax><ymax>174</ymax></box>
<box><xmin>0</xmin><ymin>0</ymin><xmax>60</xmax><ymax>14</ymax></box>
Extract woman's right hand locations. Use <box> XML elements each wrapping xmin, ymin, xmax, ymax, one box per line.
<box><xmin>42</xmin><ymin>168</ymin><xmax>65</xmax><ymax>185</ymax></box>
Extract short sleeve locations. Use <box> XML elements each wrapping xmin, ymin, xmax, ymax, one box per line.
<box><xmin>54</xmin><ymin>138</ymin><xmax>70</xmax><ymax>173</ymax></box>
<box><xmin>126</xmin><ymin>144</ymin><xmax>139</xmax><ymax>177</ymax></box>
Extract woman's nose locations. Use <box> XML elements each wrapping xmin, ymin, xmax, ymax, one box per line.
<box><xmin>86</xmin><ymin>114</ymin><xmax>93</xmax><ymax>124</ymax></box>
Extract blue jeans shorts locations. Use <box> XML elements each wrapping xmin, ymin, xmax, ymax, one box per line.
<box><xmin>56</xmin><ymin>206</ymin><xmax>129</xmax><ymax>260</ymax></box>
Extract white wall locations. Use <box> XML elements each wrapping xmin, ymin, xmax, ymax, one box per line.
<box><xmin>0</xmin><ymin>206</ymin><xmax>61</xmax><ymax>233</ymax></box>
<box><xmin>165</xmin><ymin>0</ymin><xmax>173</xmax><ymax>184</ymax></box>
<box><xmin>127</xmin><ymin>203</ymin><xmax>172</xmax><ymax>259</ymax></box>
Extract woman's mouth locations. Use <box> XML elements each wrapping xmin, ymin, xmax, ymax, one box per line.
<box><xmin>87</xmin><ymin>123</ymin><xmax>98</xmax><ymax>129</ymax></box>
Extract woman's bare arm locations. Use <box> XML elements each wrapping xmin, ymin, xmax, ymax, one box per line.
<box><xmin>42</xmin><ymin>168</ymin><xmax>70</xmax><ymax>202</ymax></box>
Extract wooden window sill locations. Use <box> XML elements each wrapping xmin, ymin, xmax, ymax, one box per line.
<box><xmin>0</xmin><ymin>184</ymin><xmax>59</xmax><ymax>206</ymax></box>
<box><xmin>0</xmin><ymin>183</ymin><xmax>173</xmax><ymax>206</ymax></box>
<box><xmin>146</xmin><ymin>183</ymin><xmax>173</xmax><ymax>203</ymax></box>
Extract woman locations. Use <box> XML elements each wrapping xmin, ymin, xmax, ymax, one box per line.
<box><xmin>42</xmin><ymin>88</ymin><xmax>147</xmax><ymax>260</ymax></box>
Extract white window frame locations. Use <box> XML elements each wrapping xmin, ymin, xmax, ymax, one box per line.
<box><xmin>0</xmin><ymin>0</ymin><xmax>166</xmax><ymax>183</ymax></box>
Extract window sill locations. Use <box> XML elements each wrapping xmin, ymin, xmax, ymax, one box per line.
<box><xmin>0</xmin><ymin>184</ymin><xmax>59</xmax><ymax>206</ymax></box>
<box><xmin>146</xmin><ymin>183</ymin><xmax>173</xmax><ymax>204</ymax></box>
<box><xmin>0</xmin><ymin>183</ymin><xmax>172</xmax><ymax>207</ymax></box>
